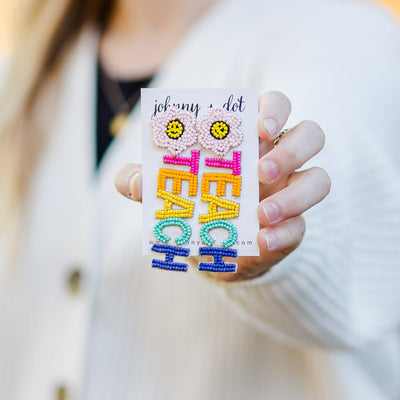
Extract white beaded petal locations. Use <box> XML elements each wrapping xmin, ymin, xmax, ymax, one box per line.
<box><xmin>196</xmin><ymin>108</ymin><xmax>243</xmax><ymax>157</ymax></box>
<box><xmin>152</xmin><ymin>107</ymin><xmax>197</xmax><ymax>155</ymax></box>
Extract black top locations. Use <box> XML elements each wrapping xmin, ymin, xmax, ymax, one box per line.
<box><xmin>96</xmin><ymin>63</ymin><xmax>152</xmax><ymax>167</ymax></box>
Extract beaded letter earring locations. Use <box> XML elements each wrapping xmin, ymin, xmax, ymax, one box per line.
<box><xmin>196</xmin><ymin>108</ymin><xmax>243</xmax><ymax>157</ymax></box>
<box><xmin>152</xmin><ymin>107</ymin><xmax>197</xmax><ymax>155</ymax></box>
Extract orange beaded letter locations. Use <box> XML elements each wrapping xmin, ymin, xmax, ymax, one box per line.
<box><xmin>157</xmin><ymin>168</ymin><xmax>198</xmax><ymax>196</ymax></box>
<box><xmin>201</xmin><ymin>173</ymin><xmax>242</xmax><ymax>197</ymax></box>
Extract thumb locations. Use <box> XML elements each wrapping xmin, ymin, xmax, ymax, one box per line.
<box><xmin>114</xmin><ymin>163</ymin><xmax>142</xmax><ymax>202</ymax></box>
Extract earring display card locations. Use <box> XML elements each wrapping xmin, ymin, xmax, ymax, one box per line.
<box><xmin>141</xmin><ymin>88</ymin><xmax>260</xmax><ymax>271</ymax></box>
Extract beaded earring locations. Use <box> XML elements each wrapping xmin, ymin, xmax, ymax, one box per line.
<box><xmin>196</xmin><ymin>108</ymin><xmax>243</xmax><ymax>157</ymax></box>
<box><xmin>152</xmin><ymin>107</ymin><xmax>197</xmax><ymax>155</ymax></box>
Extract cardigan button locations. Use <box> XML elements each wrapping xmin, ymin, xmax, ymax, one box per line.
<box><xmin>67</xmin><ymin>268</ymin><xmax>82</xmax><ymax>294</ymax></box>
<box><xmin>55</xmin><ymin>385</ymin><xmax>68</xmax><ymax>400</ymax></box>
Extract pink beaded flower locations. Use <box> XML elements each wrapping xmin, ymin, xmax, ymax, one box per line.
<box><xmin>152</xmin><ymin>107</ymin><xmax>197</xmax><ymax>155</ymax></box>
<box><xmin>196</xmin><ymin>108</ymin><xmax>243</xmax><ymax>157</ymax></box>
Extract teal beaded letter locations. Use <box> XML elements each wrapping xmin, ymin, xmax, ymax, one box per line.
<box><xmin>200</xmin><ymin>219</ymin><xmax>237</xmax><ymax>248</ymax></box>
<box><xmin>153</xmin><ymin>217</ymin><xmax>192</xmax><ymax>245</ymax></box>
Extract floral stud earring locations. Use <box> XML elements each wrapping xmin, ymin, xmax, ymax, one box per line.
<box><xmin>152</xmin><ymin>107</ymin><xmax>197</xmax><ymax>155</ymax></box>
<box><xmin>196</xmin><ymin>108</ymin><xmax>243</xmax><ymax>157</ymax></box>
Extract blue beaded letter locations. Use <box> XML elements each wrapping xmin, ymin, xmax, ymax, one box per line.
<box><xmin>151</xmin><ymin>244</ymin><xmax>190</xmax><ymax>272</ymax></box>
<box><xmin>198</xmin><ymin>247</ymin><xmax>237</xmax><ymax>273</ymax></box>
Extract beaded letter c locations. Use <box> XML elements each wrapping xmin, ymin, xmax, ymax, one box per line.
<box><xmin>154</xmin><ymin>217</ymin><xmax>192</xmax><ymax>245</ymax></box>
<box><xmin>200</xmin><ymin>219</ymin><xmax>237</xmax><ymax>248</ymax></box>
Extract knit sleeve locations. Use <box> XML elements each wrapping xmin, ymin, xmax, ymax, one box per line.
<box><xmin>211</xmin><ymin>0</ymin><xmax>400</xmax><ymax>350</ymax></box>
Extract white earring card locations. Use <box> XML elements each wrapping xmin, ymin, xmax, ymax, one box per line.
<box><xmin>141</xmin><ymin>88</ymin><xmax>260</xmax><ymax>273</ymax></box>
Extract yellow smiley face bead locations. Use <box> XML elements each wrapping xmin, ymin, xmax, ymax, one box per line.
<box><xmin>196</xmin><ymin>108</ymin><xmax>243</xmax><ymax>157</ymax></box>
<box><xmin>152</xmin><ymin>107</ymin><xmax>197</xmax><ymax>155</ymax></box>
<box><xmin>210</xmin><ymin>121</ymin><xmax>230</xmax><ymax>140</ymax></box>
<box><xmin>166</xmin><ymin>119</ymin><xmax>184</xmax><ymax>139</ymax></box>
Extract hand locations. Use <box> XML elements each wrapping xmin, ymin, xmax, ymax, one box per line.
<box><xmin>115</xmin><ymin>92</ymin><xmax>331</xmax><ymax>282</ymax></box>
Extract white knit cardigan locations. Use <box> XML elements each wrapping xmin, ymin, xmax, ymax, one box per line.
<box><xmin>1</xmin><ymin>0</ymin><xmax>400</xmax><ymax>399</ymax></box>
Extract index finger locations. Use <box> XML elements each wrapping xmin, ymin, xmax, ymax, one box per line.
<box><xmin>258</xmin><ymin>91</ymin><xmax>292</xmax><ymax>143</ymax></box>
<box><xmin>115</xmin><ymin>163</ymin><xmax>142</xmax><ymax>202</ymax></box>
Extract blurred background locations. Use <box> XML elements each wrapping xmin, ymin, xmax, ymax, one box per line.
<box><xmin>0</xmin><ymin>0</ymin><xmax>29</xmax><ymax>57</ymax></box>
<box><xmin>0</xmin><ymin>0</ymin><xmax>399</xmax><ymax>58</ymax></box>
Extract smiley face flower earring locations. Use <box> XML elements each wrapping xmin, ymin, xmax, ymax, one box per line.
<box><xmin>196</xmin><ymin>108</ymin><xmax>243</xmax><ymax>157</ymax></box>
<box><xmin>152</xmin><ymin>107</ymin><xmax>197</xmax><ymax>155</ymax></box>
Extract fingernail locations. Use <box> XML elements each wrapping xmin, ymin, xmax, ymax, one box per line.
<box><xmin>261</xmin><ymin>160</ymin><xmax>279</xmax><ymax>183</ymax></box>
<box><xmin>115</xmin><ymin>168</ymin><xmax>140</xmax><ymax>199</ymax></box>
<box><xmin>263</xmin><ymin>202</ymin><xmax>280</xmax><ymax>223</ymax></box>
<box><xmin>115</xmin><ymin>169</ymin><xmax>127</xmax><ymax>194</ymax></box>
<box><xmin>128</xmin><ymin>172</ymin><xmax>140</xmax><ymax>200</ymax></box>
<box><xmin>263</xmin><ymin>118</ymin><xmax>278</xmax><ymax>139</ymax></box>
<box><xmin>265</xmin><ymin>231</ymin><xmax>278</xmax><ymax>251</ymax></box>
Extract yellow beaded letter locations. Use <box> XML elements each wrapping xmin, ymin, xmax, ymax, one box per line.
<box><xmin>156</xmin><ymin>190</ymin><xmax>195</xmax><ymax>219</ymax></box>
<box><xmin>199</xmin><ymin>194</ymin><xmax>240</xmax><ymax>223</ymax></box>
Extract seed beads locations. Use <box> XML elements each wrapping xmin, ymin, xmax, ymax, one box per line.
<box><xmin>156</xmin><ymin>190</ymin><xmax>195</xmax><ymax>219</ymax></box>
<box><xmin>210</xmin><ymin>121</ymin><xmax>230</xmax><ymax>140</ymax></box>
<box><xmin>201</xmin><ymin>173</ymin><xmax>242</xmax><ymax>197</ymax></box>
<box><xmin>153</xmin><ymin>218</ymin><xmax>191</xmax><ymax>245</ymax></box>
<box><xmin>152</xmin><ymin>107</ymin><xmax>197</xmax><ymax>155</ymax></box>
<box><xmin>199</xmin><ymin>194</ymin><xmax>240</xmax><ymax>223</ymax></box>
<box><xmin>166</xmin><ymin>119</ymin><xmax>184</xmax><ymax>139</ymax></box>
<box><xmin>198</xmin><ymin>247</ymin><xmax>237</xmax><ymax>273</ymax></box>
<box><xmin>196</xmin><ymin>108</ymin><xmax>243</xmax><ymax>157</ymax></box>
<box><xmin>150</xmin><ymin>103</ymin><xmax>247</xmax><ymax>274</ymax></box>
<box><xmin>151</xmin><ymin>244</ymin><xmax>190</xmax><ymax>272</ymax></box>
<box><xmin>200</xmin><ymin>219</ymin><xmax>237</xmax><ymax>248</ymax></box>
<box><xmin>157</xmin><ymin>168</ymin><xmax>198</xmax><ymax>196</ymax></box>
<box><xmin>163</xmin><ymin>150</ymin><xmax>200</xmax><ymax>175</ymax></box>
<box><xmin>205</xmin><ymin>151</ymin><xmax>241</xmax><ymax>176</ymax></box>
